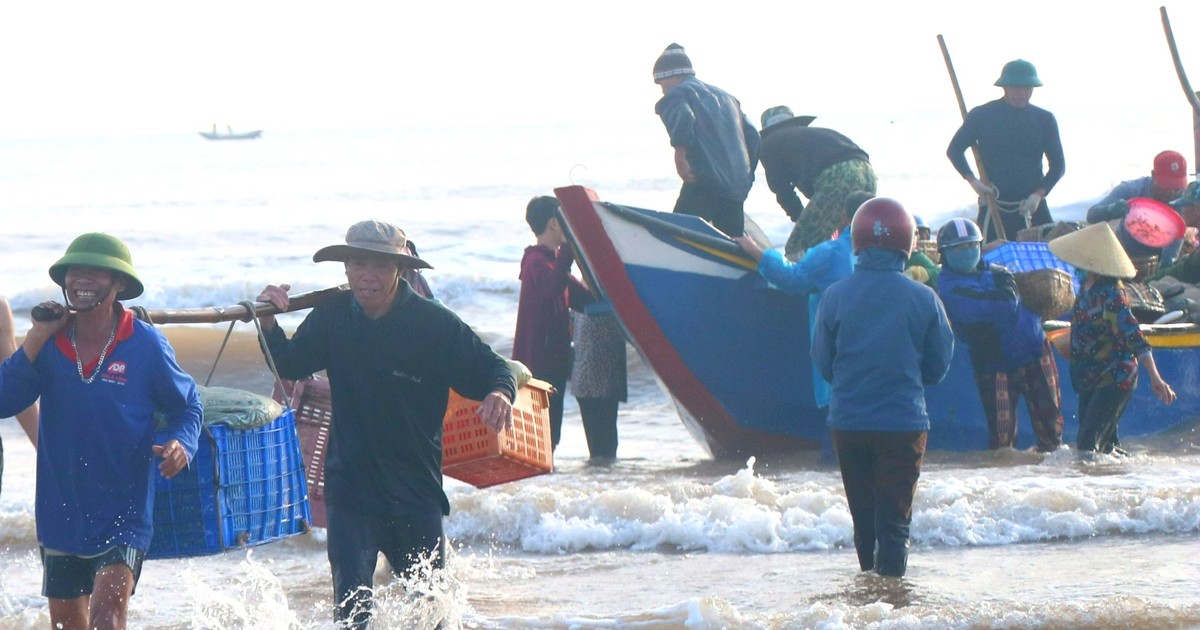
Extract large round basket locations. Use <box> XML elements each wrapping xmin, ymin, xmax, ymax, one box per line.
<box><xmin>1015</xmin><ymin>268</ymin><xmax>1076</xmax><ymax>320</ymax></box>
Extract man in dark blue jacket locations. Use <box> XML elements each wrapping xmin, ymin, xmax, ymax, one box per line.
<box><xmin>653</xmin><ymin>43</ymin><xmax>759</xmax><ymax>237</ymax></box>
<box><xmin>947</xmin><ymin>59</ymin><xmax>1065</xmax><ymax>241</ymax></box>
<box><xmin>257</xmin><ymin>220</ymin><xmax>515</xmax><ymax>629</ymax></box>
<box><xmin>812</xmin><ymin>198</ymin><xmax>954</xmax><ymax>578</ymax></box>
<box><xmin>936</xmin><ymin>218</ymin><xmax>1063</xmax><ymax>451</ymax></box>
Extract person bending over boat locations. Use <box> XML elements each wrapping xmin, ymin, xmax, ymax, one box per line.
<box><xmin>811</xmin><ymin>198</ymin><xmax>954</xmax><ymax>577</ymax></box>
<box><xmin>735</xmin><ymin>190</ymin><xmax>868</xmax><ymax>409</ymax></box>
<box><xmin>513</xmin><ymin>196</ymin><xmax>592</xmax><ymax>449</ymax></box>
<box><xmin>936</xmin><ymin>218</ymin><xmax>1064</xmax><ymax>452</ymax></box>
<box><xmin>256</xmin><ymin>220</ymin><xmax>515</xmax><ymax>629</ymax></box>
<box><xmin>947</xmin><ymin>59</ymin><xmax>1065</xmax><ymax>242</ymax></box>
<box><xmin>1086</xmin><ymin>150</ymin><xmax>1189</xmax><ymax>267</ymax></box>
<box><xmin>1049</xmin><ymin>223</ymin><xmax>1176</xmax><ymax>455</ymax></box>
<box><xmin>0</xmin><ymin>233</ymin><xmax>202</xmax><ymax>630</ymax></box>
<box><xmin>652</xmin><ymin>43</ymin><xmax>759</xmax><ymax>237</ymax></box>
<box><xmin>757</xmin><ymin>106</ymin><xmax>876</xmax><ymax>260</ymax></box>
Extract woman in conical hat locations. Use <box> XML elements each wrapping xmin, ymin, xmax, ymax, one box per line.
<box><xmin>1048</xmin><ymin>223</ymin><xmax>1175</xmax><ymax>454</ymax></box>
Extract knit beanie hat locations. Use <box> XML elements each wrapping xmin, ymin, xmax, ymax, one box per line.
<box><xmin>653</xmin><ymin>43</ymin><xmax>695</xmax><ymax>82</ymax></box>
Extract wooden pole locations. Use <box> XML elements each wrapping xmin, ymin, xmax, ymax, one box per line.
<box><xmin>1160</xmin><ymin>6</ymin><xmax>1200</xmax><ymax>169</ymax></box>
<box><xmin>133</xmin><ymin>285</ymin><xmax>349</xmax><ymax>325</ymax></box>
<box><xmin>938</xmin><ymin>34</ymin><xmax>1008</xmax><ymax>242</ymax></box>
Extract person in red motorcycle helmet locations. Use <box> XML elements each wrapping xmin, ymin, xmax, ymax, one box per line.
<box><xmin>812</xmin><ymin>196</ymin><xmax>955</xmax><ymax>578</ymax></box>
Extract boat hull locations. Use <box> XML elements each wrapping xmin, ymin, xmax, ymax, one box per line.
<box><xmin>199</xmin><ymin>130</ymin><xmax>263</xmax><ymax>140</ymax></box>
<box><xmin>555</xmin><ymin>185</ymin><xmax>1200</xmax><ymax>457</ymax></box>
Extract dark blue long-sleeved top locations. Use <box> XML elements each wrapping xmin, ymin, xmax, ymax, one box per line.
<box><xmin>0</xmin><ymin>306</ymin><xmax>202</xmax><ymax>555</ymax></box>
<box><xmin>812</xmin><ymin>248</ymin><xmax>955</xmax><ymax>432</ymax></box>
<box><xmin>947</xmin><ymin>98</ymin><xmax>1065</xmax><ymax>202</ymax></box>
<box><xmin>264</xmin><ymin>283</ymin><xmax>516</xmax><ymax>516</ymax></box>
<box><xmin>937</xmin><ymin>263</ymin><xmax>1046</xmax><ymax>373</ymax></box>
<box><xmin>656</xmin><ymin>76</ymin><xmax>760</xmax><ymax>201</ymax></box>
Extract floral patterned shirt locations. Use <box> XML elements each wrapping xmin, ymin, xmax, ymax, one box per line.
<box><xmin>1069</xmin><ymin>277</ymin><xmax>1150</xmax><ymax>392</ymax></box>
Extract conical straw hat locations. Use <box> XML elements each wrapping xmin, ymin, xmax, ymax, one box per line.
<box><xmin>1047</xmin><ymin>222</ymin><xmax>1135</xmax><ymax>279</ymax></box>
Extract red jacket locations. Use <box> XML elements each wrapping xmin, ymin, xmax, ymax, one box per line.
<box><xmin>512</xmin><ymin>245</ymin><xmax>590</xmax><ymax>382</ymax></box>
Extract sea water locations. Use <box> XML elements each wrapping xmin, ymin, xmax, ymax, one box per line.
<box><xmin>2</xmin><ymin>49</ymin><xmax>1200</xmax><ymax>630</ymax></box>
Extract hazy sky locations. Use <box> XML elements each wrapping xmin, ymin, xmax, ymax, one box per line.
<box><xmin>1</xmin><ymin>0</ymin><xmax>1198</xmax><ymax>137</ymax></box>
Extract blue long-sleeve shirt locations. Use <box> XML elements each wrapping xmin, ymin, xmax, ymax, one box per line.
<box><xmin>938</xmin><ymin>263</ymin><xmax>1046</xmax><ymax>373</ymax></box>
<box><xmin>655</xmin><ymin>76</ymin><xmax>760</xmax><ymax>201</ymax></box>
<box><xmin>756</xmin><ymin>229</ymin><xmax>854</xmax><ymax>295</ymax></box>
<box><xmin>812</xmin><ymin>248</ymin><xmax>955</xmax><ymax>432</ymax></box>
<box><xmin>0</xmin><ymin>307</ymin><xmax>202</xmax><ymax>555</ymax></box>
<box><xmin>947</xmin><ymin>98</ymin><xmax>1065</xmax><ymax>202</ymax></box>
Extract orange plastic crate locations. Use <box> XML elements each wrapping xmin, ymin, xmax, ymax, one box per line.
<box><xmin>282</xmin><ymin>376</ymin><xmax>553</xmax><ymax>527</ymax></box>
<box><xmin>442</xmin><ymin>379</ymin><xmax>554</xmax><ymax>488</ymax></box>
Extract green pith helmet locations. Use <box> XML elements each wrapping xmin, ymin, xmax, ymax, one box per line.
<box><xmin>994</xmin><ymin>59</ymin><xmax>1042</xmax><ymax>87</ymax></box>
<box><xmin>49</xmin><ymin>233</ymin><xmax>144</xmax><ymax>300</ymax></box>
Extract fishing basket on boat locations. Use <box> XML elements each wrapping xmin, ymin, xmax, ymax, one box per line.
<box><xmin>1130</xmin><ymin>254</ymin><xmax>1161</xmax><ymax>283</ymax></box>
<box><xmin>282</xmin><ymin>374</ymin><xmax>554</xmax><ymax>528</ymax></box>
<box><xmin>1016</xmin><ymin>223</ymin><xmax>1054</xmax><ymax>242</ymax></box>
<box><xmin>1124</xmin><ymin>281</ymin><xmax>1168</xmax><ymax>322</ymax></box>
<box><xmin>145</xmin><ymin>303</ymin><xmax>313</xmax><ymax>559</ymax></box>
<box><xmin>1014</xmin><ymin>268</ymin><xmax>1076</xmax><ymax>320</ymax></box>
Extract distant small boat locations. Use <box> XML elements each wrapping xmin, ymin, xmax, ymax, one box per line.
<box><xmin>199</xmin><ymin>129</ymin><xmax>263</xmax><ymax>141</ymax></box>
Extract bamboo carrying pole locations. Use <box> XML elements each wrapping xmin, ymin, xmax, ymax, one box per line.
<box><xmin>938</xmin><ymin>34</ymin><xmax>1008</xmax><ymax>242</ymax></box>
<box><xmin>133</xmin><ymin>285</ymin><xmax>349</xmax><ymax>325</ymax></box>
<box><xmin>1160</xmin><ymin>6</ymin><xmax>1200</xmax><ymax>169</ymax></box>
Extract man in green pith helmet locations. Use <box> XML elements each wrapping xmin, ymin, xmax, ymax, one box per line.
<box><xmin>947</xmin><ymin>59</ymin><xmax>1066</xmax><ymax>242</ymax></box>
<box><xmin>0</xmin><ymin>232</ymin><xmax>202</xmax><ymax>630</ymax></box>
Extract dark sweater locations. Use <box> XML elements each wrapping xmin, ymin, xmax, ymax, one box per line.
<box><xmin>265</xmin><ymin>284</ymin><xmax>516</xmax><ymax>516</ymax></box>
<box><xmin>759</xmin><ymin>125</ymin><xmax>870</xmax><ymax>219</ymax></box>
<box><xmin>947</xmin><ymin>98</ymin><xmax>1065</xmax><ymax>202</ymax></box>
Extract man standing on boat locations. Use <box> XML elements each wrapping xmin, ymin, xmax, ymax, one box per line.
<box><xmin>947</xmin><ymin>59</ymin><xmax>1065</xmax><ymax>242</ymax></box>
<box><xmin>653</xmin><ymin>43</ymin><xmax>759</xmax><ymax>237</ymax></box>
<box><xmin>757</xmin><ymin>106</ymin><xmax>877</xmax><ymax>260</ymax></box>
<box><xmin>256</xmin><ymin>220</ymin><xmax>515</xmax><ymax>629</ymax></box>
<box><xmin>811</xmin><ymin>197</ymin><xmax>954</xmax><ymax>578</ymax></box>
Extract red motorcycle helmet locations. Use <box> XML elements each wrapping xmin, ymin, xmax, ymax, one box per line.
<box><xmin>850</xmin><ymin>197</ymin><xmax>917</xmax><ymax>255</ymax></box>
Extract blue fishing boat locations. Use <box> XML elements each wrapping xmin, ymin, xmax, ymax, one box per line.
<box><xmin>554</xmin><ymin>185</ymin><xmax>1200</xmax><ymax>457</ymax></box>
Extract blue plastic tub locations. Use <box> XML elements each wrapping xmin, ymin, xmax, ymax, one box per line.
<box><xmin>149</xmin><ymin>409</ymin><xmax>311</xmax><ymax>559</ymax></box>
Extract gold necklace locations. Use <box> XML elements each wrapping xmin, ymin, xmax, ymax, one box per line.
<box><xmin>70</xmin><ymin>320</ymin><xmax>118</xmax><ymax>384</ymax></box>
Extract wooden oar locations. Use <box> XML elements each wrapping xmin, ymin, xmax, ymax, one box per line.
<box><xmin>133</xmin><ymin>285</ymin><xmax>349</xmax><ymax>325</ymax></box>
<box><xmin>1160</xmin><ymin>6</ymin><xmax>1200</xmax><ymax>169</ymax></box>
<box><xmin>938</xmin><ymin>34</ymin><xmax>1009</xmax><ymax>241</ymax></box>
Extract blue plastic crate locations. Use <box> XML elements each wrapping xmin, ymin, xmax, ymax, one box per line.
<box><xmin>983</xmin><ymin>241</ymin><xmax>1074</xmax><ymax>275</ymax></box>
<box><xmin>149</xmin><ymin>409</ymin><xmax>311</xmax><ymax>559</ymax></box>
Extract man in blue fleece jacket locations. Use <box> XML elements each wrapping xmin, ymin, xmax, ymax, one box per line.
<box><xmin>811</xmin><ymin>198</ymin><xmax>954</xmax><ymax>578</ymax></box>
<box><xmin>0</xmin><ymin>233</ymin><xmax>202</xmax><ymax>630</ymax></box>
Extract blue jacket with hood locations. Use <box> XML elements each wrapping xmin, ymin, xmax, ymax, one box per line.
<box><xmin>655</xmin><ymin>76</ymin><xmax>760</xmax><ymax>201</ymax></box>
<box><xmin>811</xmin><ymin>248</ymin><xmax>955</xmax><ymax>432</ymax></box>
<box><xmin>937</xmin><ymin>262</ymin><xmax>1046</xmax><ymax>373</ymax></box>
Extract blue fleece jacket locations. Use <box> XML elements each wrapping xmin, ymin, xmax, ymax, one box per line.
<box><xmin>938</xmin><ymin>263</ymin><xmax>1046</xmax><ymax>373</ymax></box>
<box><xmin>0</xmin><ymin>307</ymin><xmax>202</xmax><ymax>555</ymax></box>
<box><xmin>812</xmin><ymin>248</ymin><xmax>955</xmax><ymax>432</ymax></box>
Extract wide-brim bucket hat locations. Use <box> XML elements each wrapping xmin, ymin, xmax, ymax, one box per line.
<box><xmin>49</xmin><ymin>232</ymin><xmax>144</xmax><ymax>300</ymax></box>
<box><xmin>1048</xmin><ymin>222</ymin><xmax>1135</xmax><ymax>279</ymax></box>
<box><xmin>313</xmin><ymin>219</ymin><xmax>432</xmax><ymax>269</ymax></box>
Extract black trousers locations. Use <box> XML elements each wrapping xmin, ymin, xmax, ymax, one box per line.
<box><xmin>1076</xmin><ymin>383</ymin><xmax>1134</xmax><ymax>453</ymax></box>
<box><xmin>578</xmin><ymin>397</ymin><xmax>619</xmax><ymax>459</ymax></box>
<box><xmin>674</xmin><ymin>183</ymin><xmax>745</xmax><ymax>236</ymax></box>
<box><xmin>832</xmin><ymin>429</ymin><xmax>927</xmax><ymax>577</ymax></box>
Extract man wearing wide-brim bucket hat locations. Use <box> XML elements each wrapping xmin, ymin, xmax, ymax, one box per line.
<box><xmin>256</xmin><ymin>219</ymin><xmax>516</xmax><ymax>627</ymax></box>
<box><xmin>1048</xmin><ymin>223</ymin><xmax>1176</xmax><ymax>455</ymax></box>
<box><xmin>947</xmin><ymin>59</ymin><xmax>1066</xmax><ymax>242</ymax></box>
<box><xmin>0</xmin><ymin>232</ymin><xmax>202</xmax><ymax>628</ymax></box>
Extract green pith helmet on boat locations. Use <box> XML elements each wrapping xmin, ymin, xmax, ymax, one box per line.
<box><xmin>49</xmin><ymin>232</ymin><xmax>144</xmax><ymax>300</ymax></box>
<box><xmin>994</xmin><ymin>59</ymin><xmax>1042</xmax><ymax>87</ymax></box>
